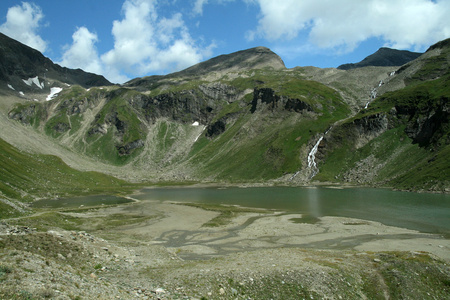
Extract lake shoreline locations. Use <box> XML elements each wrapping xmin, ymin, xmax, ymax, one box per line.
<box><xmin>2</xmin><ymin>192</ymin><xmax>450</xmax><ymax>299</ymax></box>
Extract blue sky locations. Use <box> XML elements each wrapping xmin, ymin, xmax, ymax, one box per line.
<box><xmin>1</xmin><ymin>0</ymin><xmax>449</xmax><ymax>83</ymax></box>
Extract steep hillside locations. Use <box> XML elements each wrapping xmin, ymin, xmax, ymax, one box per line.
<box><xmin>338</xmin><ymin>47</ymin><xmax>422</xmax><ymax>70</ymax></box>
<box><xmin>2</xmin><ymin>36</ymin><xmax>449</xmax><ymax>194</ymax></box>
<box><xmin>0</xmin><ymin>33</ymin><xmax>112</xmax><ymax>101</ymax></box>
<box><xmin>7</xmin><ymin>68</ymin><xmax>351</xmax><ymax>181</ymax></box>
<box><xmin>0</xmin><ymin>136</ymin><xmax>133</xmax><ymax>218</ymax></box>
<box><xmin>317</xmin><ymin>38</ymin><xmax>450</xmax><ymax>192</ymax></box>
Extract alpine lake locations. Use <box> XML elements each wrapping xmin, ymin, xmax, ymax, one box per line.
<box><xmin>33</xmin><ymin>186</ymin><xmax>450</xmax><ymax>238</ymax></box>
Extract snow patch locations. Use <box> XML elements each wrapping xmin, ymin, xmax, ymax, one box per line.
<box><xmin>7</xmin><ymin>84</ymin><xmax>15</xmax><ymax>90</ymax></box>
<box><xmin>46</xmin><ymin>87</ymin><xmax>63</xmax><ymax>101</ymax></box>
<box><xmin>194</xmin><ymin>132</ymin><xmax>202</xmax><ymax>142</ymax></box>
<box><xmin>192</xmin><ymin>121</ymin><xmax>200</xmax><ymax>126</ymax></box>
<box><xmin>193</xmin><ymin>125</ymin><xmax>205</xmax><ymax>142</ymax></box>
<box><xmin>23</xmin><ymin>76</ymin><xmax>44</xmax><ymax>89</ymax></box>
<box><xmin>19</xmin><ymin>91</ymin><xmax>25</xmax><ymax>96</ymax></box>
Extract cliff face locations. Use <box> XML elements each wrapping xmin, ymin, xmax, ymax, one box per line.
<box><xmin>250</xmin><ymin>88</ymin><xmax>313</xmax><ymax>114</ymax></box>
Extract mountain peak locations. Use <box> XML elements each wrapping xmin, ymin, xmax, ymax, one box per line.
<box><xmin>177</xmin><ymin>46</ymin><xmax>286</xmax><ymax>76</ymax></box>
<box><xmin>426</xmin><ymin>37</ymin><xmax>450</xmax><ymax>52</ymax></box>
<box><xmin>126</xmin><ymin>46</ymin><xmax>285</xmax><ymax>87</ymax></box>
<box><xmin>337</xmin><ymin>47</ymin><xmax>422</xmax><ymax>70</ymax></box>
<box><xmin>0</xmin><ymin>33</ymin><xmax>112</xmax><ymax>92</ymax></box>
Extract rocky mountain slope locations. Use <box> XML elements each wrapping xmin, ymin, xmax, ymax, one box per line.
<box><xmin>337</xmin><ymin>47</ymin><xmax>422</xmax><ymax>70</ymax></box>
<box><xmin>0</xmin><ymin>33</ymin><xmax>449</xmax><ymax>203</ymax></box>
<box><xmin>0</xmin><ymin>33</ymin><xmax>111</xmax><ymax>101</ymax></box>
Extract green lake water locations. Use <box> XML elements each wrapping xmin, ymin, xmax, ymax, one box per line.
<box><xmin>133</xmin><ymin>186</ymin><xmax>450</xmax><ymax>237</ymax></box>
<box><xmin>31</xmin><ymin>187</ymin><xmax>450</xmax><ymax>237</ymax></box>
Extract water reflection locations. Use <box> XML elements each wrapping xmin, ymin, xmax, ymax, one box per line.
<box><xmin>307</xmin><ymin>187</ymin><xmax>321</xmax><ymax>218</ymax></box>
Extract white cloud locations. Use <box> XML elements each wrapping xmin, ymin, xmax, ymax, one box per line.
<box><xmin>0</xmin><ymin>2</ymin><xmax>47</xmax><ymax>52</ymax></box>
<box><xmin>193</xmin><ymin>0</ymin><xmax>209</xmax><ymax>15</ymax></box>
<box><xmin>59</xmin><ymin>27</ymin><xmax>103</xmax><ymax>75</ymax></box>
<box><xmin>56</xmin><ymin>0</ymin><xmax>214</xmax><ymax>83</ymax></box>
<box><xmin>249</xmin><ymin>0</ymin><xmax>450</xmax><ymax>52</ymax></box>
<box><xmin>100</xmin><ymin>0</ymin><xmax>213</xmax><ymax>83</ymax></box>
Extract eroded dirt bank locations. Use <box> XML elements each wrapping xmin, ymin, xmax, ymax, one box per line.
<box><xmin>1</xmin><ymin>200</ymin><xmax>449</xmax><ymax>299</ymax></box>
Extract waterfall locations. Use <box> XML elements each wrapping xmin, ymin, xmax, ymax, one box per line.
<box><xmin>307</xmin><ymin>136</ymin><xmax>323</xmax><ymax>178</ymax></box>
<box><xmin>289</xmin><ymin>133</ymin><xmax>327</xmax><ymax>181</ymax></box>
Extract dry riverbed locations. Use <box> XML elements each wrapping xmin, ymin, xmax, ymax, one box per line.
<box><xmin>1</xmin><ymin>199</ymin><xmax>449</xmax><ymax>299</ymax></box>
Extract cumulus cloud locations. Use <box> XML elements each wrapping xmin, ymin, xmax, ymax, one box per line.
<box><xmin>101</xmin><ymin>0</ymin><xmax>213</xmax><ymax>82</ymax></box>
<box><xmin>59</xmin><ymin>27</ymin><xmax>103</xmax><ymax>75</ymax></box>
<box><xmin>248</xmin><ymin>0</ymin><xmax>450</xmax><ymax>52</ymax></box>
<box><xmin>0</xmin><ymin>2</ymin><xmax>47</xmax><ymax>52</ymax></box>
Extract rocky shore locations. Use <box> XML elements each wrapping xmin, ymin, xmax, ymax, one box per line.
<box><xmin>1</xmin><ymin>200</ymin><xmax>449</xmax><ymax>299</ymax></box>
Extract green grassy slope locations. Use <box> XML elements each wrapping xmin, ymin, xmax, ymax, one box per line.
<box><xmin>317</xmin><ymin>71</ymin><xmax>449</xmax><ymax>191</ymax></box>
<box><xmin>0</xmin><ymin>137</ymin><xmax>133</xmax><ymax>217</ymax></box>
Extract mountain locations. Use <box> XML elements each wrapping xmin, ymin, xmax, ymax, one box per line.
<box><xmin>125</xmin><ymin>46</ymin><xmax>285</xmax><ymax>89</ymax></box>
<box><xmin>0</xmin><ymin>33</ymin><xmax>111</xmax><ymax>98</ymax></box>
<box><xmin>1</xmin><ymin>35</ymin><xmax>449</xmax><ymax>208</ymax></box>
<box><xmin>337</xmin><ymin>47</ymin><xmax>422</xmax><ymax>70</ymax></box>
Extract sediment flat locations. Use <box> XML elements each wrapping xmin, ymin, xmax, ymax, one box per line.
<box><xmin>1</xmin><ymin>199</ymin><xmax>449</xmax><ymax>299</ymax></box>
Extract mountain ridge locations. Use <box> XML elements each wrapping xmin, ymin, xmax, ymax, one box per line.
<box><xmin>337</xmin><ymin>47</ymin><xmax>422</xmax><ymax>70</ymax></box>
<box><xmin>125</xmin><ymin>46</ymin><xmax>285</xmax><ymax>88</ymax></box>
<box><xmin>0</xmin><ymin>33</ymin><xmax>112</xmax><ymax>97</ymax></box>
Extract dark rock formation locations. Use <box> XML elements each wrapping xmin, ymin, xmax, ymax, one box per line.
<box><xmin>205</xmin><ymin>119</ymin><xmax>226</xmax><ymax>138</ymax></box>
<box><xmin>250</xmin><ymin>88</ymin><xmax>313</xmax><ymax>114</ymax></box>
<box><xmin>400</xmin><ymin>99</ymin><xmax>449</xmax><ymax>147</ymax></box>
<box><xmin>117</xmin><ymin>139</ymin><xmax>144</xmax><ymax>156</ymax></box>
<box><xmin>0</xmin><ymin>33</ymin><xmax>112</xmax><ymax>90</ymax></box>
<box><xmin>338</xmin><ymin>47</ymin><xmax>422</xmax><ymax>70</ymax></box>
<box><xmin>53</xmin><ymin>122</ymin><xmax>71</xmax><ymax>133</ymax></box>
<box><xmin>352</xmin><ymin>113</ymin><xmax>390</xmax><ymax>137</ymax></box>
<box><xmin>8</xmin><ymin>104</ymin><xmax>40</xmax><ymax>125</ymax></box>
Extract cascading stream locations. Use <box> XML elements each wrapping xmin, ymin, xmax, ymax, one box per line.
<box><xmin>307</xmin><ymin>136</ymin><xmax>323</xmax><ymax>178</ymax></box>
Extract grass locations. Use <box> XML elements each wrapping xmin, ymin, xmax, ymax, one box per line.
<box><xmin>188</xmin><ymin>93</ymin><xmax>349</xmax><ymax>181</ymax></box>
<box><xmin>375</xmin><ymin>252</ymin><xmax>450</xmax><ymax>299</ymax></box>
<box><xmin>0</xmin><ymin>265</ymin><xmax>12</xmax><ymax>282</ymax></box>
<box><xmin>0</xmin><ymin>137</ymin><xmax>135</xmax><ymax>208</ymax></box>
<box><xmin>315</xmin><ymin>66</ymin><xmax>449</xmax><ymax>190</ymax></box>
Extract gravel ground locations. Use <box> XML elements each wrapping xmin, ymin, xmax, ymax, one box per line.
<box><xmin>1</xmin><ymin>201</ymin><xmax>449</xmax><ymax>299</ymax></box>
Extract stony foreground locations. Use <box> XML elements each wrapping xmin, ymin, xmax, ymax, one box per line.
<box><xmin>1</xmin><ymin>200</ymin><xmax>449</xmax><ymax>299</ymax></box>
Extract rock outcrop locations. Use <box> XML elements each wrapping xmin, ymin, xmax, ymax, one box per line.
<box><xmin>250</xmin><ymin>88</ymin><xmax>313</xmax><ymax>114</ymax></box>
